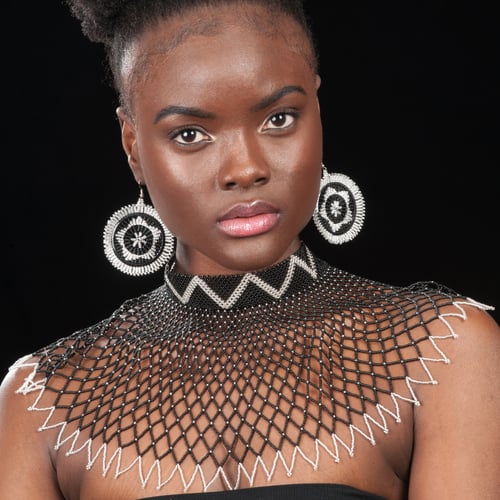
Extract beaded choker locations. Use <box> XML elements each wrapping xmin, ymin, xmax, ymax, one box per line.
<box><xmin>164</xmin><ymin>245</ymin><xmax>318</xmax><ymax>309</ymax></box>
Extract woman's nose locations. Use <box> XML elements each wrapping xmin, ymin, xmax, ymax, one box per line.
<box><xmin>217</xmin><ymin>133</ymin><xmax>270</xmax><ymax>190</ymax></box>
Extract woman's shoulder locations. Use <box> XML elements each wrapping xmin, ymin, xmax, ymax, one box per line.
<box><xmin>407</xmin><ymin>296</ymin><xmax>500</xmax><ymax>496</ymax></box>
<box><xmin>403</xmin><ymin>286</ymin><xmax>500</xmax><ymax>350</ymax></box>
<box><xmin>405</xmin><ymin>286</ymin><xmax>500</xmax><ymax>400</ymax></box>
<box><xmin>0</xmin><ymin>352</ymin><xmax>54</xmax><ymax>418</ymax></box>
<box><xmin>370</xmin><ymin>277</ymin><xmax>500</xmax><ymax>371</ymax></box>
<box><xmin>424</xmin><ymin>294</ymin><xmax>500</xmax><ymax>373</ymax></box>
<box><xmin>0</xmin><ymin>354</ymin><xmax>46</xmax><ymax>447</ymax></box>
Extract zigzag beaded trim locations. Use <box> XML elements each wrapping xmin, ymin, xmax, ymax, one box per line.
<box><xmin>12</xmin><ymin>297</ymin><xmax>491</xmax><ymax>493</ymax></box>
<box><xmin>164</xmin><ymin>244</ymin><xmax>318</xmax><ymax>309</ymax></box>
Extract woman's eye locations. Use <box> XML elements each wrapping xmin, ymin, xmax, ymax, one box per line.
<box><xmin>262</xmin><ymin>112</ymin><xmax>296</xmax><ymax>131</ymax></box>
<box><xmin>171</xmin><ymin>128</ymin><xmax>211</xmax><ymax>145</ymax></box>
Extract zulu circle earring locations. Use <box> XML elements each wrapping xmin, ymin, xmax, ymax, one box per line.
<box><xmin>103</xmin><ymin>185</ymin><xmax>175</xmax><ymax>276</ymax></box>
<box><xmin>313</xmin><ymin>164</ymin><xmax>366</xmax><ymax>244</ymax></box>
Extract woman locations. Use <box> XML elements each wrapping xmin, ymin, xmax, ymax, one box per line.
<box><xmin>1</xmin><ymin>1</ymin><xmax>499</xmax><ymax>499</ymax></box>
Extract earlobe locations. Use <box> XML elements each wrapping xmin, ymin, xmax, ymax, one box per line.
<box><xmin>116</xmin><ymin>106</ymin><xmax>144</xmax><ymax>183</ymax></box>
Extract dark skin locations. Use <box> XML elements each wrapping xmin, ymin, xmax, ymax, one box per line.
<box><xmin>118</xmin><ymin>4</ymin><xmax>323</xmax><ymax>276</ymax></box>
<box><xmin>1</xmin><ymin>4</ymin><xmax>499</xmax><ymax>499</ymax></box>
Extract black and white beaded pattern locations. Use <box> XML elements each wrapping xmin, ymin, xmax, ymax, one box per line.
<box><xmin>103</xmin><ymin>196</ymin><xmax>174</xmax><ymax>276</ymax></box>
<box><xmin>313</xmin><ymin>171</ymin><xmax>366</xmax><ymax>245</ymax></box>
<box><xmin>13</xmin><ymin>245</ymin><xmax>489</xmax><ymax>491</ymax></box>
<box><xmin>165</xmin><ymin>245</ymin><xmax>317</xmax><ymax>309</ymax></box>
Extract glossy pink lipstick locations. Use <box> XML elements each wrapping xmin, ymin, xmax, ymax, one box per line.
<box><xmin>217</xmin><ymin>201</ymin><xmax>279</xmax><ymax>237</ymax></box>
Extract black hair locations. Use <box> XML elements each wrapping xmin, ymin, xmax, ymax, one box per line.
<box><xmin>64</xmin><ymin>0</ymin><xmax>319</xmax><ymax>107</ymax></box>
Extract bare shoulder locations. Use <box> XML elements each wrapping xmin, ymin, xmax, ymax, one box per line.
<box><xmin>409</xmin><ymin>298</ymin><xmax>500</xmax><ymax>499</ymax></box>
<box><xmin>0</xmin><ymin>354</ymin><xmax>63</xmax><ymax>499</ymax></box>
<box><xmin>424</xmin><ymin>297</ymin><xmax>500</xmax><ymax>370</ymax></box>
<box><xmin>0</xmin><ymin>353</ymin><xmax>47</xmax><ymax>446</ymax></box>
<box><xmin>432</xmin><ymin>298</ymin><xmax>500</xmax><ymax>397</ymax></box>
<box><xmin>433</xmin><ymin>295</ymin><xmax>499</xmax><ymax>334</ymax></box>
<box><xmin>0</xmin><ymin>353</ymin><xmax>41</xmax><ymax>407</ymax></box>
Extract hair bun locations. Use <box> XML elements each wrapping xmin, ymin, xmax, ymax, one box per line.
<box><xmin>65</xmin><ymin>0</ymin><xmax>135</xmax><ymax>46</ymax></box>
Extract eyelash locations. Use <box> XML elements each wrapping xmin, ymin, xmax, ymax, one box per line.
<box><xmin>170</xmin><ymin>128</ymin><xmax>212</xmax><ymax>146</ymax></box>
<box><xmin>170</xmin><ymin>111</ymin><xmax>299</xmax><ymax>146</ymax></box>
<box><xmin>261</xmin><ymin>111</ymin><xmax>298</xmax><ymax>132</ymax></box>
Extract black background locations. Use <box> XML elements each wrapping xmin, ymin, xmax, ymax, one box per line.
<box><xmin>3</xmin><ymin>1</ymin><xmax>499</xmax><ymax>378</ymax></box>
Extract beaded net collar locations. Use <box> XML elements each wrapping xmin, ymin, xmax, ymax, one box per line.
<box><xmin>14</xmin><ymin>244</ymin><xmax>487</xmax><ymax>492</ymax></box>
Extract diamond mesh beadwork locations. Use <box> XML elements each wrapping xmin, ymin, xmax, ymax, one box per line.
<box><xmin>15</xmin><ymin>244</ymin><xmax>483</xmax><ymax>492</ymax></box>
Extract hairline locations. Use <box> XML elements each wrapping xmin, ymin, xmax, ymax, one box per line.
<box><xmin>116</xmin><ymin>4</ymin><xmax>318</xmax><ymax>117</ymax></box>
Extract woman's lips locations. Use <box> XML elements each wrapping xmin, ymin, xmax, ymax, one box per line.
<box><xmin>217</xmin><ymin>202</ymin><xmax>279</xmax><ymax>237</ymax></box>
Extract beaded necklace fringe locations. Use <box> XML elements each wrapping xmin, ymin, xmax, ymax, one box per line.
<box><xmin>11</xmin><ymin>244</ymin><xmax>492</xmax><ymax>492</ymax></box>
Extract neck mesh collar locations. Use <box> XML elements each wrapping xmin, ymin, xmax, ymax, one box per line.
<box><xmin>164</xmin><ymin>244</ymin><xmax>318</xmax><ymax>309</ymax></box>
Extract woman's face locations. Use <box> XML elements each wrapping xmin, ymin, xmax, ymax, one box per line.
<box><xmin>119</xmin><ymin>5</ymin><xmax>323</xmax><ymax>275</ymax></box>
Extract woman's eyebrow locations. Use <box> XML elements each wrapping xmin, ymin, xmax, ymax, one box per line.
<box><xmin>250</xmin><ymin>85</ymin><xmax>306</xmax><ymax>112</ymax></box>
<box><xmin>153</xmin><ymin>85</ymin><xmax>306</xmax><ymax>124</ymax></box>
<box><xmin>154</xmin><ymin>105</ymin><xmax>215</xmax><ymax>124</ymax></box>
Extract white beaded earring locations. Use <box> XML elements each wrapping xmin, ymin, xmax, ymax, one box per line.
<box><xmin>313</xmin><ymin>164</ymin><xmax>366</xmax><ymax>244</ymax></box>
<box><xmin>103</xmin><ymin>185</ymin><xmax>174</xmax><ymax>276</ymax></box>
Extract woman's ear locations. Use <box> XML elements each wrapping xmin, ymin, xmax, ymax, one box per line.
<box><xmin>116</xmin><ymin>106</ymin><xmax>144</xmax><ymax>184</ymax></box>
<box><xmin>315</xmin><ymin>75</ymin><xmax>322</xmax><ymax>112</ymax></box>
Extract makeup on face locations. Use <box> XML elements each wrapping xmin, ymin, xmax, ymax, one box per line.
<box><xmin>123</xmin><ymin>6</ymin><xmax>323</xmax><ymax>275</ymax></box>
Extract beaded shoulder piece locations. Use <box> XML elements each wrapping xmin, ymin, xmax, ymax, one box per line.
<box><xmin>12</xmin><ymin>244</ymin><xmax>491</xmax><ymax>492</ymax></box>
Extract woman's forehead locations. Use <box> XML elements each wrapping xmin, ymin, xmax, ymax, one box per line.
<box><xmin>120</xmin><ymin>4</ymin><xmax>314</xmax><ymax>100</ymax></box>
<box><xmin>129</xmin><ymin>32</ymin><xmax>316</xmax><ymax>118</ymax></box>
